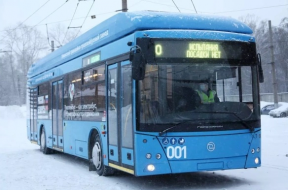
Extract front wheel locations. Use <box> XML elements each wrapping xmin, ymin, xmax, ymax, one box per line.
<box><xmin>280</xmin><ymin>112</ymin><xmax>287</xmax><ymax>117</ymax></box>
<box><xmin>92</xmin><ymin>135</ymin><xmax>114</xmax><ymax>176</ymax></box>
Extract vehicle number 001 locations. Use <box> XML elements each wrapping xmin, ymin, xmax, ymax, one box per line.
<box><xmin>166</xmin><ymin>146</ymin><xmax>187</xmax><ymax>159</ymax></box>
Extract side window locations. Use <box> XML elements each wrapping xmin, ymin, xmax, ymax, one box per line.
<box><xmin>38</xmin><ymin>82</ymin><xmax>50</xmax><ymax>119</ymax></box>
<box><xmin>63</xmin><ymin>71</ymin><xmax>82</xmax><ymax>120</ymax></box>
<box><xmin>81</xmin><ymin>65</ymin><xmax>106</xmax><ymax>121</ymax></box>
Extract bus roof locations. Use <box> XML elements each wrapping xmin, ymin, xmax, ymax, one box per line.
<box><xmin>28</xmin><ymin>11</ymin><xmax>253</xmax><ymax>78</ymax></box>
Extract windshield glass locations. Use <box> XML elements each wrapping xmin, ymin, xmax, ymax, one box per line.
<box><xmin>138</xmin><ymin>64</ymin><xmax>260</xmax><ymax>132</ymax></box>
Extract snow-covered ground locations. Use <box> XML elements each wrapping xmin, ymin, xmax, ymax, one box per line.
<box><xmin>0</xmin><ymin>105</ymin><xmax>288</xmax><ymax>190</ymax></box>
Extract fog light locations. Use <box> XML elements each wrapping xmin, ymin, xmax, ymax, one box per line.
<box><xmin>146</xmin><ymin>153</ymin><xmax>151</xmax><ymax>159</ymax></box>
<box><xmin>257</xmin><ymin>147</ymin><xmax>260</xmax><ymax>152</ymax></box>
<box><xmin>147</xmin><ymin>164</ymin><xmax>155</xmax><ymax>171</ymax></box>
<box><xmin>251</xmin><ymin>149</ymin><xmax>255</xmax><ymax>154</ymax></box>
<box><xmin>255</xmin><ymin>157</ymin><xmax>259</xmax><ymax>164</ymax></box>
<box><xmin>156</xmin><ymin>153</ymin><xmax>161</xmax><ymax>159</ymax></box>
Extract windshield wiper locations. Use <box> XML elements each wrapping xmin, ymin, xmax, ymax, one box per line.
<box><xmin>194</xmin><ymin>111</ymin><xmax>254</xmax><ymax>132</ymax></box>
<box><xmin>159</xmin><ymin>111</ymin><xmax>254</xmax><ymax>136</ymax></box>
<box><xmin>159</xmin><ymin>120</ymin><xmax>193</xmax><ymax>136</ymax></box>
<box><xmin>217</xmin><ymin>111</ymin><xmax>254</xmax><ymax>132</ymax></box>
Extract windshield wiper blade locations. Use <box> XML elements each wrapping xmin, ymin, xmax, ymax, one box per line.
<box><xmin>213</xmin><ymin>111</ymin><xmax>254</xmax><ymax>132</ymax></box>
<box><xmin>159</xmin><ymin>111</ymin><xmax>254</xmax><ymax>136</ymax></box>
<box><xmin>159</xmin><ymin>120</ymin><xmax>192</xmax><ymax>136</ymax></box>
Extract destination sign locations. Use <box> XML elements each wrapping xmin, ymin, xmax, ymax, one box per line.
<box><xmin>154</xmin><ymin>40</ymin><xmax>245</xmax><ymax>60</ymax></box>
<box><xmin>83</xmin><ymin>51</ymin><xmax>101</xmax><ymax>67</ymax></box>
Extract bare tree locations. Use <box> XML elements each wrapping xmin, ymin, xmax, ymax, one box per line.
<box><xmin>48</xmin><ymin>23</ymin><xmax>78</xmax><ymax>49</ymax></box>
<box><xmin>1</xmin><ymin>24</ymin><xmax>47</xmax><ymax>105</ymax></box>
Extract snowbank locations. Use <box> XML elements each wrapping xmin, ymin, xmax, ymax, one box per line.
<box><xmin>0</xmin><ymin>105</ymin><xmax>26</xmax><ymax>119</ymax></box>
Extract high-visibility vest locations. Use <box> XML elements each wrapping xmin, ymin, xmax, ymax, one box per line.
<box><xmin>196</xmin><ymin>90</ymin><xmax>216</xmax><ymax>104</ymax></box>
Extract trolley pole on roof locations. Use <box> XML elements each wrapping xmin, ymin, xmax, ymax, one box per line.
<box><xmin>51</xmin><ymin>41</ymin><xmax>55</xmax><ymax>52</ymax></box>
<box><xmin>268</xmin><ymin>20</ymin><xmax>279</xmax><ymax>108</ymax></box>
<box><xmin>122</xmin><ymin>0</ymin><xmax>128</xmax><ymax>12</ymax></box>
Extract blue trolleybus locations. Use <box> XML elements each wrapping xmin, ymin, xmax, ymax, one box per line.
<box><xmin>27</xmin><ymin>11</ymin><xmax>263</xmax><ymax>176</ymax></box>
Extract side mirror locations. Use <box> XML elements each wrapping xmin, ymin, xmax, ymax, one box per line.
<box><xmin>257</xmin><ymin>53</ymin><xmax>264</xmax><ymax>83</ymax></box>
<box><xmin>130</xmin><ymin>46</ymin><xmax>146</xmax><ymax>80</ymax></box>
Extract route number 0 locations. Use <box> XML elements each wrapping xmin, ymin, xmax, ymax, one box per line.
<box><xmin>155</xmin><ymin>44</ymin><xmax>162</xmax><ymax>56</ymax></box>
<box><xmin>167</xmin><ymin>146</ymin><xmax>187</xmax><ymax>159</ymax></box>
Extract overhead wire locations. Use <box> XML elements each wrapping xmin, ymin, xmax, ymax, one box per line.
<box><xmin>172</xmin><ymin>0</ymin><xmax>181</xmax><ymax>12</ymax></box>
<box><xmin>213</xmin><ymin>4</ymin><xmax>288</xmax><ymax>14</ymax></box>
<box><xmin>129</xmin><ymin>0</ymin><xmax>144</xmax><ymax>8</ymax></box>
<box><xmin>190</xmin><ymin>0</ymin><xmax>198</xmax><ymax>13</ymax></box>
<box><xmin>32</xmin><ymin>0</ymin><xmax>69</xmax><ymax>28</ymax></box>
<box><xmin>0</xmin><ymin>10</ymin><xmax>117</xmax><ymax>33</ymax></box>
<box><xmin>75</xmin><ymin>0</ymin><xmax>95</xmax><ymax>37</ymax></box>
<box><xmin>12</xmin><ymin>0</ymin><xmax>51</xmax><ymax>31</ymax></box>
<box><xmin>62</xmin><ymin>1</ymin><xmax>81</xmax><ymax>45</ymax></box>
<box><xmin>0</xmin><ymin>1</ymin><xmax>287</xmax><ymax>36</ymax></box>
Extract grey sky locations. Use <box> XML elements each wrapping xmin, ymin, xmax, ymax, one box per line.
<box><xmin>0</xmin><ymin>0</ymin><xmax>287</xmax><ymax>41</ymax></box>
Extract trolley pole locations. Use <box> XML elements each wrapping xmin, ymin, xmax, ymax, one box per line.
<box><xmin>268</xmin><ymin>20</ymin><xmax>279</xmax><ymax>108</ymax></box>
<box><xmin>122</xmin><ymin>0</ymin><xmax>128</xmax><ymax>12</ymax></box>
<box><xmin>51</xmin><ymin>40</ymin><xmax>55</xmax><ymax>52</ymax></box>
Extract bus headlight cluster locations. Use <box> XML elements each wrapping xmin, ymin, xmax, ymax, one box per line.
<box><xmin>147</xmin><ymin>164</ymin><xmax>155</xmax><ymax>171</ymax></box>
<box><xmin>255</xmin><ymin>157</ymin><xmax>259</xmax><ymax>164</ymax></box>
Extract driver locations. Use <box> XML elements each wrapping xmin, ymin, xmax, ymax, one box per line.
<box><xmin>196</xmin><ymin>82</ymin><xmax>220</xmax><ymax>104</ymax></box>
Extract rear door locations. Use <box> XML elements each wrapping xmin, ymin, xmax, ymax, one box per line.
<box><xmin>52</xmin><ymin>80</ymin><xmax>64</xmax><ymax>151</ymax></box>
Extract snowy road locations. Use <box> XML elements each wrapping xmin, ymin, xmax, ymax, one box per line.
<box><xmin>0</xmin><ymin>112</ymin><xmax>288</xmax><ymax>190</ymax></box>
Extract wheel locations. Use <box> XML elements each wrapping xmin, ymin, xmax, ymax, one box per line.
<box><xmin>280</xmin><ymin>112</ymin><xmax>287</xmax><ymax>118</ymax></box>
<box><xmin>40</xmin><ymin>128</ymin><xmax>52</xmax><ymax>154</ymax></box>
<box><xmin>92</xmin><ymin>135</ymin><xmax>114</xmax><ymax>176</ymax></box>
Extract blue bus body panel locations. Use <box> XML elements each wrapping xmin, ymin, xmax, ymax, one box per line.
<box><xmin>109</xmin><ymin>145</ymin><xmax>119</xmax><ymax>162</ymax></box>
<box><xmin>28</xmin><ymin>11</ymin><xmax>252</xmax><ymax>79</ymax></box>
<box><xmin>134</xmin><ymin>128</ymin><xmax>261</xmax><ymax>176</ymax></box>
<box><xmin>63</xmin><ymin>121</ymin><xmax>107</xmax><ymax>161</ymax></box>
<box><xmin>121</xmin><ymin>148</ymin><xmax>134</xmax><ymax>166</ymax></box>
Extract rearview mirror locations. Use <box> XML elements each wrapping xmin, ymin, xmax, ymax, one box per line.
<box><xmin>130</xmin><ymin>46</ymin><xmax>146</xmax><ymax>80</ymax></box>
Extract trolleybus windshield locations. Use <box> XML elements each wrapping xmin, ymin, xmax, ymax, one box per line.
<box><xmin>138</xmin><ymin>64</ymin><xmax>260</xmax><ymax>132</ymax></box>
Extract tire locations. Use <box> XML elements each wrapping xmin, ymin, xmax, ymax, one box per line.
<box><xmin>280</xmin><ymin>112</ymin><xmax>287</xmax><ymax>118</ymax></box>
<box><xmin>92</xmin><ymin>135</ymin><xmax>114</xmax><ymax>176</ymax></box>
<box><xmin>40</xmin><ymin>128</ymin><xmax>53</xmax><ymax>154</ymax></box>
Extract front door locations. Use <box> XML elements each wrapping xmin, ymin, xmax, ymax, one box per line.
<box><xmin>52</xmin><ymin>80</ymin><xmax>64</xmax><ymax>150</ymax></box>
<box><xmin>107</xmin><ymin>60</ymin><xmax>134</xmax><ymax>174</ymax></box>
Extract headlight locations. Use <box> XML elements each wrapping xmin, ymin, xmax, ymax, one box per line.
<box><xmin>251</xmin><ymin>149</ymin><xmax>255</xmax><ymax>154</ymax></box>
<box><xmin>255</xmin><ymin>157</ymin><xmax>259</xmax><ymax>164</ymax></box>
<box><xmin>147</xmin><ymin>164</ymin><xmax>155</xmax><ymax>171</ymax></box>
<box><xmin>257</xmin><ymin>147</ymin><xmax>260</xmax><ymax>152</ymax></box>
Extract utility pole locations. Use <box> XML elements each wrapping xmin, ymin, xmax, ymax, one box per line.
<box><xmin>122</xmin><ymin>0</ymin><xmax>128</xmax><ymax>12</ymax></box>
<box><xmin>268</xmin><ymin>20</ymin><xmax>279</xmax><ymax>108</ymax></box>
<box><xmin>51</xmin><ymin>40</ymin><xmax>55</xmax><ymax>52</ymax></box>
